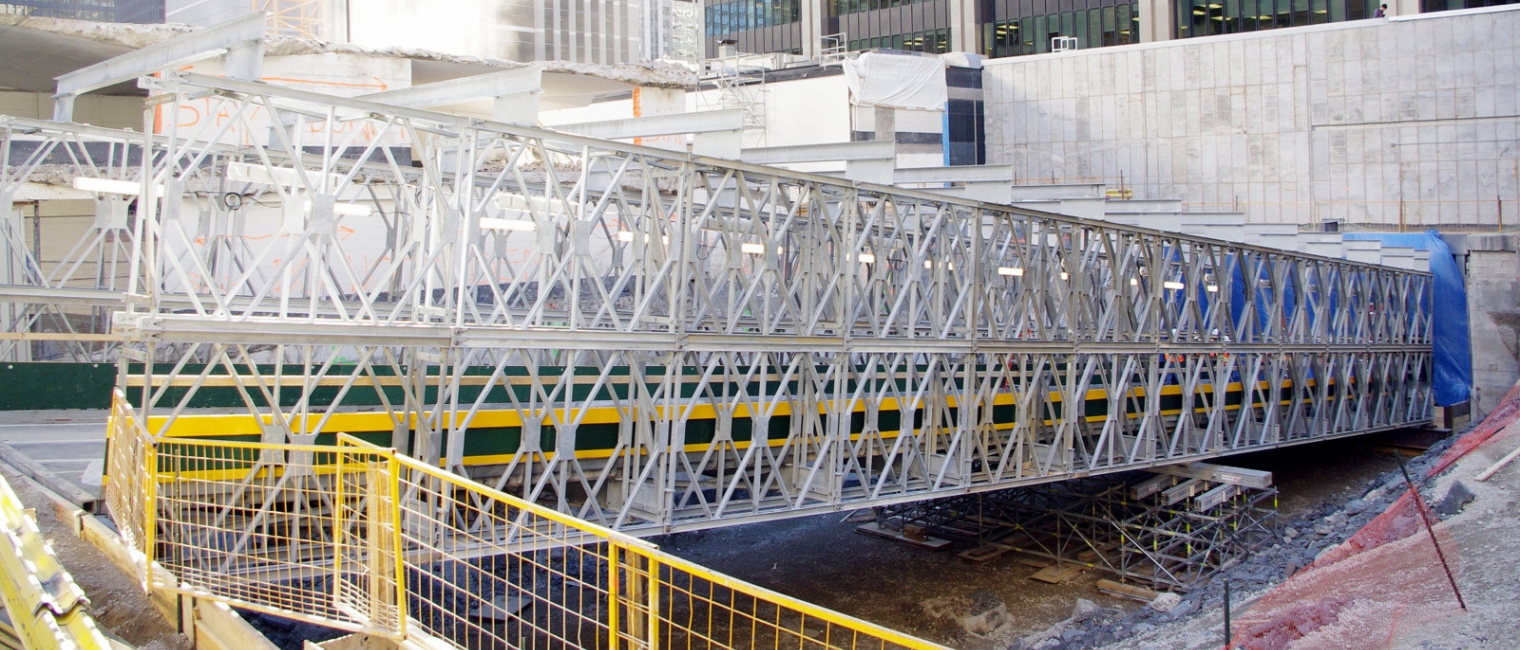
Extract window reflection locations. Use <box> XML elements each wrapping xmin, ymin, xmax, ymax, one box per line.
<box><xmin>848</xmin><ymin>27</ymin><xmax>951</xmax><ymax>52</ymax></box>
<box><xmin>1176</xmin><ymin>0</ymin><xmax>1373</xmax><ymax>37</ymax></box>
<box><xmin>986</xmin><ymin>1</ymin><xmax>1140</xmax><ymax>57</ymax></box>
<box><xmin>832</xmin><ymin>0</ymin><xmax>934</xmax><ymax>16</ymax></box>
<box><xmin>705</xmin><ymin>0</ymin><xmax>803</xmax><ymax>37</ymax></box>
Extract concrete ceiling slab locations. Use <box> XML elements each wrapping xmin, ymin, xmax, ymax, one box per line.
<box><xmin>409</xmin><ymin>60</ymin><xmax>640</xmax><ymax>111</ymax></box>
<box><xmin>0</xmin><ymin>25</ymin><xmax>138</xmax><ymax>94</ymax></box>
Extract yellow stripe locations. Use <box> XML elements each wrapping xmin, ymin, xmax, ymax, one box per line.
<box><xmin>150</xmin><ymin>379</ymin><xmax>1321</xmax><ymax>446</ymax></box>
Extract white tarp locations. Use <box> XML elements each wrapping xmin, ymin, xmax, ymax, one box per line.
<box><xmin>842</xmin><ymin>53</ymin><xmax>947</xmax><ymax>110</ymax></box>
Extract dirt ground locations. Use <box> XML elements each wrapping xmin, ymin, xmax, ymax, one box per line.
<box><xmin>1</xmin><ymin>465</ymin><xmax>190</xmax><ymax>649</ymax></box>
<box><xmin>1104</xmin><ymin>415</ymin><xmax>1520</xmax><ymax>650</ymax></box>
<box><xmin>657</xmin><ymin>432</ymin><xmax>1415</xmax><ymax>649</ymax></box>
<box><xmin>660</xmin><ymin>509</ymin><xmax>1133</xmax><ymax>648</ymax></box>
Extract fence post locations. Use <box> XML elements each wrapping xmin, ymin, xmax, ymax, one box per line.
<box><xmin>366</xmin><ymin>457</ymin><xmax>400</xmax><ymax>635</ymax></box>
<box><xmin>142</xmin><ymin>431</ymin><xmax>156</xmax><ymax>588</ymax></box>
<box><xmin>389</xmin><ymin>453</ymin><xmax>406</xmax><ymax>637</ymax></box>
<box><xmin>617</xmin><ymin>548</ymin><xmax>656</xmax><ymax>650</ymax></box>
<box><xmin>646</xmin><ymin>553</ymin><xmax>660</xmax><ymax>650</ymax></box>
<box><xmin>333</xmin><ymin>446</ymin><xmax>347</xmax><ymax>620</ymax></box>
<box><xmin>608</xmin><ymin>543</ymin><xmax>620</xmax><ymax>650</ymax></box>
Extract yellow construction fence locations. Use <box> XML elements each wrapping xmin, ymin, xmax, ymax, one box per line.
<box><xmin>104</xmin><ymin>391</ymin><xmax>946</xmax><ymax>650</ymax></box>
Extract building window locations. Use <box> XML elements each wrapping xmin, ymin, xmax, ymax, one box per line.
<box><xmin>1421</xmin><ymin>0</ymin><xmax>1520</xmax><ymax>11</ymax></box>
<box><xmin>848</xmin><ymin>27</ymin><xmax>951</xmax><ymax>52</ymax></box>
<box><xmin>0</xmin><ymin>0</ymin><xmax>117</xmax><ymax>22</ymax></box>
<box><xmin>831</xmin><ymin>0</ymin><xmax>935</xmax><ymax>17</ymax></box>
<box><xmin>1176</xmin><ymin>0</ymin><xmax>1374</xmax><ymax>37</ymax></box>
<box><xmin>985</xmin><ymin>2</ymin><xmax>1139</xmax><ymax>57</ymax></box>
<box><xmin>706</xmin><ymin>0</ymin><xmax>803</xmax><ymax>37</ymax></box>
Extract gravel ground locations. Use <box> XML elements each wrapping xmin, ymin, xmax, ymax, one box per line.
<box><xmin>659</xmin><ymin>433</ymin><xmax>1415</xmax><ymax>649</ymax></box>
<box><xmin>1070</xmin><ymin>418</ymin><xmax>1520</xmax><ymax>650</ymax></box>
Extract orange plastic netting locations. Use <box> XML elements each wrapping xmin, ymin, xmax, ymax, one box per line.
<box><xmin>1222</xmin><ymin>382</ymin><xmax>1520</xmax><ymax>650</ymax></box>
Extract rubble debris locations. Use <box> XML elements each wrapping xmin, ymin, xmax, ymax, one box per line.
<box><xmin>918</xmin><ymin>591</ymin><xmax>1014</xmax><ymax>639</ymax></box>
<box><xmin>1146</xmin><ymin>592</ymin><xmax>1182</xmax><ymax>613</ymax></box>
<box><xmin>1010</xmin><ymin>598</ymin><xmax>1119</xmax><ymax>650</ymax></box>
<box><xmin>1434</xmin><ymin>479</ymin><xmax>1476</xmax><ymax>517</ymax></box>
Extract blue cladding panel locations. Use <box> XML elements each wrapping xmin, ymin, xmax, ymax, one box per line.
<box><xmin>1343</xmin><ymin>231</ymin><xmax>1470</xmax><ymax>407</ymax></box>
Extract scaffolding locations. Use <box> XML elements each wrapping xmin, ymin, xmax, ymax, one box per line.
<box><xmin>0</xmin><ymin>68</ymin><xmax>1436</xmax><ymax>537</ymax></box>
<box><xmin>702</xmin><ymin>53</ymin><xmax>766</xmax><ymax>130</ymax></box>
<box><xmin>258</xmin><ymin>0</ymin><xmax>337</xmax><ymax>41</ymax></box>
<box><xmin>879</xmin><ymin>468</ymin><xmax>1278</xmax><ymax>591</ymax></box>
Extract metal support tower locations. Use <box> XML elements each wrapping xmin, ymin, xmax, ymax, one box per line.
<box><xmin>1</xmin><ymin>70</ymin><xmax>1434</xmax><ymax>536</ymax></box>
<box><xmin>880</xmin><ymin>470</ymin><xmax>1278</xmax><ymax>590</ymax></box>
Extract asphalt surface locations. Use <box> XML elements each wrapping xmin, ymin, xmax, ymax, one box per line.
<box><xmin>0</xmin><ymin>412</ymin><xmax>109</xmax><ymax>499</ymax></box>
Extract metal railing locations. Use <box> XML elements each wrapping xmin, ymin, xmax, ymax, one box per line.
<box><xmin>105</xmin><ymin>390</ymin><xmax>944</xmax><ymax>649</ymax></box>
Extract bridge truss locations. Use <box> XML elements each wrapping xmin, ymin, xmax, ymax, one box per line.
<box><xmin>2</xmin><ymin>71</ymin><xmax>1432</xmax><ymax>536</ymax></box>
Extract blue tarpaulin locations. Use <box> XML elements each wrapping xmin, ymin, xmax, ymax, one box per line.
<box><xmin>1342</xmin><ymin>231</ymin><xmax>1471</xmax><ymax>406</ymax></box>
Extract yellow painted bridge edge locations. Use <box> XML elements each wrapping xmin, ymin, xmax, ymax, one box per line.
<box><xmin>145</xmin><ymin>379</ymin><xmax>1313</xmax><ymax>439</ymax></box>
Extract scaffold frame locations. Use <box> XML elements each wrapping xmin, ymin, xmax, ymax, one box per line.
<box><xmin>2</xmin><ymin>70</ymin><xmax>1434</xmax><ymax>536</ymax></box>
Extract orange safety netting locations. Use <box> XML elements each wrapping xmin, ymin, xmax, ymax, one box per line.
<box><xmin>1221</xmin><ymin>381</ymin><xmax>1520</xmax><ymax>650</ymax></box>
<box><xmin>1426</xmin><ymin>381</ymin><xmax>1520</xmax><ymax>478</ymax></box>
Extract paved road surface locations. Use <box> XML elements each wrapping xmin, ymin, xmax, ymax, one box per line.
<box><xmin>0</xmin><ymin>414</ymin><xmax>109</xmax><ymax>500</ymax></box>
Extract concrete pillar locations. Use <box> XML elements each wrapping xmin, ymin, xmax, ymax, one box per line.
<box><xmin>1465</xmin><ymin>236</ymin><xmax>1520</xmax><ymax>421</ymax></box>
<box><xmin>632</xmin><ymin>87</ymin><xmax>686</xmax><ymax>151</ymax></box>
<box><xmin>325</xmin><ymin>0</ymin><xmax>349</xmax><ymax>42</ymax></box>
<box><xmin>1138</xmin><ymin>0</ymin><xmax>1175</xmax><ymax>43</ymax></box>
<box><xmin>801</xmin><ymin>0</ymin><xmax>827</xmax><ymax>57</ymax></box>
<box><xmin>950</xmin><ymin>0</ymin><xmax>980</xmax><ymax>54</ymax></box>
<box><xmin>1</xmin><ymin>194</ymin><xmax>31</xmax><ymax>363</ymax></box>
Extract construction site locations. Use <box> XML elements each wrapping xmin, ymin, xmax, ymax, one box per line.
<box><xmin>0</xmin><ymin>0</ymin><xmax>1515</xmax><ymax>649</ymax></box>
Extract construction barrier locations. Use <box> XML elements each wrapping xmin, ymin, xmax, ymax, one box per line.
<box><xmin>104</xmin><ymin>390</ymin><xmax>945</xmax><ymax>650</ymax></box>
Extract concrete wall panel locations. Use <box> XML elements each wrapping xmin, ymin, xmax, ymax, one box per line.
<box><xmin>984</xmin><ymin>7</ymin><xmax>1520</xmax><ymax>228</ymax></box>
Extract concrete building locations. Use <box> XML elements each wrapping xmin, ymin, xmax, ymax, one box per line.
<box><xmin>701</xmin><ymin>0</ymin><xmax>1499</xmax><ymax>59</ymax></box>
<box><xmin>160</xmin><ymin>0</ymin><xmax>702</xmax><ymax>64</ymax></box>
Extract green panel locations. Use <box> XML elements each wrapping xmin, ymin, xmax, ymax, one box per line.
<box><xmin>0</xmin><ymin>362</ymin><xmax>114</xmax><ymax>410</ymax></box>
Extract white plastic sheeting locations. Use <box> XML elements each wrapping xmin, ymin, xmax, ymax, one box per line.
<box><xmin>842</xmin><ymin>53</ymin><xmax>946</xmax><ymax>110</ymax></box>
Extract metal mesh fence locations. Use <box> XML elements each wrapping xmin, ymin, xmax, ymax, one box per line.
<box><xmin>104</xmin><ymin>393</ymin><xmax>944</xmax><ymax>650</ymax></box>
<box><xmin>647</xmin><ymin>551</ymin><xmax>929</xmax><ymax>649</ymax></box>
<box><xmin>147</xmin><ymin>436</ymin><xmax>391</xmax><ymax>632</ymax></box>
<box><xmin>103</xmin><ymin>392</ymin><xmax>153</xmax><ymax>576</ymax></box>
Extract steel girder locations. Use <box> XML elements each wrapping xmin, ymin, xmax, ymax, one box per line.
<box><xmin>5</xmin><ymin>71</ymin><xmax>1434</xmax><ymax>535</ymax></box>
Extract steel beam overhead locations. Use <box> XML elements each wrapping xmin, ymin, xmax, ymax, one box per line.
<box><xmin>358</xmin><ymin>66</ymin><xmax>543</xmax><ymax>108</ymax></box>
<box><xmin>741</xmin><ymin>140</ymin><xmax>896</xmax><ymax>164</ymax></box>
<box><xmin>52</xmin><ymin>12</ymin><xmax>267</xmax><ymax>121</ymax></box>
<box><xmin>894</xmin><ymin>165</ymin><xmax>1015</xmax><ymax>184</ymax></box>
<box><xmin>1150</xmin><ymin>462</ymin><xmax>1273</xmax><ymax>489</ymax></box>
<box><xmin>553</xmin><ymin>109</ymin><xmax>745</xmax><ymax>139</ymax></box>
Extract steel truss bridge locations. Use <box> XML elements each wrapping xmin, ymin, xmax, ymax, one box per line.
<box><xmin>1</xmin><ymin>72</ymin><xmax>1433</xmax><ymax>537</ymax></box>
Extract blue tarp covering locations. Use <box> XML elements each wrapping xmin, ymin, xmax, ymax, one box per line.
<box><xmin>1342</xmin><ymin>231</ymin><xmax>1471</xmax><ymax>406</ymax></box>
